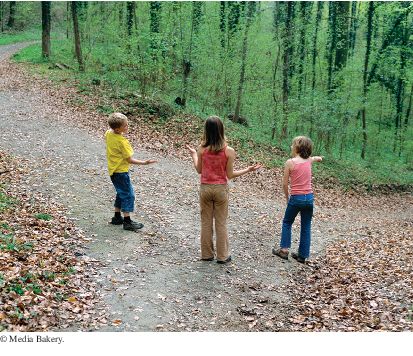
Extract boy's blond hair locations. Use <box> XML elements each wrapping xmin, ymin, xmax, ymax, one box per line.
<box><xmin>108</xmin><ymin>112</ymin><xmax>128</xmax><ymax>129</ymax></box>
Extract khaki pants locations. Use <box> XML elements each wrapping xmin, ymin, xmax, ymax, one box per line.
<box><xmin>199</xmin><ymin>184</ymin><xmax>229</xmax><ymax>261</ymax></box>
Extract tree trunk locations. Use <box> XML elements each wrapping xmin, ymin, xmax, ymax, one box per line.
<box><xmin>310</xmin><ymin>0</ymin><xmax>323</xmax><ymax>135</ymax></box>
<box><xmin>41</xmin><ymin>2</ymin><xmax>51</xmax><ymax>59</ymax></box>
<box><xmin>272</xmin><ymin>1</ymin><xmax>282</xmax><ymax>39</ymax></box>
<box><xmin>234</xmin><ymin>2</ymin><xmax>255</xmax><ymax>123</ymax></box>
<box><xmin>0</xmin><ymin>2</ymin><xmax>4</xmax><ymax>32</ymax></box>
<box><xmin>66</xmin><ymin>2</ymin><xmax>70</xmax><ymax>39</ymax></box>
<box><xmin>180</xmin><ymin>2</ymin><xmax>203</xmax><ymax>107</ymax></box>
<box><xmin>395</xmin><ymin>11</ymin><xmax>408</xmax><ymax>156</ymax></box>
<box><xmin>334</xmin><ymin>1</ymin><xmax>350</xmax><ymax>71</ymax></box>
<box><xmin>134</xmin><ymin>2</ymin><xmax>138</xmax><ymax>32</ymax></box>
<box><xmin>126</xmin><ymin>2</ymin><xmax>134</xmax><ymax>37</ymax></box>
<box><xmin>361</xmin><ymin>1</ymin><xmax>374</xmax><ymax>159</ymax></box>
<box><xmin>281</xmin><ymin>2</ymin><xmax>293</xmax><ymax>139</ymax></box>
<box><xmin>297</xmin><ymin>2</ymin><xmax>308</xmax><ymax>98</ymax></box>
<box><xmin>348</xmin><ymin>1</ymin><xmax>358</xmax><ymax>57</ymax></box>
<box><xmin>71</xmin><ymin>2</ymin><xmax>84</xmax><ymax>72</ymax></box>
<box><xmin>219</xmin><ymin>1</ymin><xmax>226</xmax><ymax>49</ymax></box>
<box><xmin>311</xmin><ymin>2</ymin><xmax>323</xmax><ymax>94</ymax></box>
<box><xmin>192</xmin><ymin>1</ymin><xmax>203</xmax><ymax>35</ymax></box>
<box><xmin>271</xmin><ymin>42</ymin><xmax>281</xmax><ymax>141</ymax></box>
<box><xmin>228</xmin><ymin>1</ymin><xmax>241</xmax><ymax>35</ymax></box>
<box><xmin>149</xmin><ymin>1</ymin><xmax>161</xmax><ymax>57</ymax></box>
<box><xmin>327</xmin><ymin>2</ymin><xmax>337</xmax><ymax>93</ymax></box>
<box><xmin>404</xmin><ymin>82</ymin><xmax>413</xmax><ymax>129</ymax></box>
<box><xmin>287</xmin><ymin>2</ymin><xmax>296</xmax><ymax>80</ymax></box>
<box><xmin>6</xmin><ymin>1</ymin><xmax>15</xmax><ymax>28</ymax></box>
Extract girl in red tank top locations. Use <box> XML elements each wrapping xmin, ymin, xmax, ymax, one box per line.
<box><xmin>273</xmin><ymin>136</ymin><xmax>323</xmax><ymax>263</ymax></box>
<box><xmin>187</xmin><ymin>116</ymin><xmax>261</xmax><ymax>264</ymax></box>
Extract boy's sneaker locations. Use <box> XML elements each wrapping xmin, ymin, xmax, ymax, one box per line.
<box><xmin>110</xmin><ymin>216</ymin><xmax>124</xmax><ymax>225</ymax></box>
<box><xmin>291</xmin><ymin>252</ymin><xmax>306</xmax><ymax>264</ymax></box>
<box><xmin>272</xmin><ymin>247</ymin><xmax>289</xmax><ymax>260</ymax></box>
<box><xmin>123</xmin><ymin>220</ymin><xmax>144</xmax><ymax>231</ymax></box>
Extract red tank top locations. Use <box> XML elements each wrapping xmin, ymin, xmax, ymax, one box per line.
<box><xmin>201</xmin><ymin>147</ymin><xmax>228</xmax><ymax>184</ymax></box>
<box><xmin>290</xmin><ymin>159</ymin><xmax>313</xmax><ymax>195</ymax></box>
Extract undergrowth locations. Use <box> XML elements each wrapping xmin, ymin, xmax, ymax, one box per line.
<box><xmin>8</xmin><ymin>40</ymin><xmax>413</xmax><ymax>191</ymax></box>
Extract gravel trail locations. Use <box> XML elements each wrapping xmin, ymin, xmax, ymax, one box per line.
<box><xmin>1</xmin><ymin>42</ymin><xmax>411</xmax><ymax>331</ymax></box>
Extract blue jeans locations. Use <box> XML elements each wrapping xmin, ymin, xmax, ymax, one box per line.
<box><xmin>280</xmin><ymin>193</ymin><xmax>314</xmax><ymax>258</ymax></box>
<box><xmin>110</xmin><ymin>172</ymin><xmax>135</xmax><ymax>213</ymax></box>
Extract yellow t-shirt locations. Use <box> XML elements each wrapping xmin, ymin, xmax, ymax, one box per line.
<box><xmin>105</xmin><ymin>130</ymin><xmax>134</xmax><ymax>176</ymax></box>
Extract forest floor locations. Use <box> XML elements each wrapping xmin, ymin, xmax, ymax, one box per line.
<box><xmin>1</xmin><ymin>43</ymin><xmax>412</xmax><ymax>332</ymax></box>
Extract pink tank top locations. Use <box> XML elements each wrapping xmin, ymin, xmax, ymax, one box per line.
<box><xmin>201</xmin><ymin>147</ymin><xmax>228</xmax><ymax>184</ymax></box>
<box><xmin>290</xmin><ymin>159</ymin><xmax>313</xmax><ymax>195</ymax></box>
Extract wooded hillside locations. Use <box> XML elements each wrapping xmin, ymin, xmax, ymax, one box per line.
<box><xmin>1</xmin><ymin>1</ymin><xmax>412</xmax><ymax>185</ymax></box>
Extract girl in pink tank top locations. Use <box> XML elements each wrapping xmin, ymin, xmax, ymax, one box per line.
<box><xmin>273</xmin><ymin>136</ymin><xmax>323</xmax><ymax>264</ymax></box>
<box><xmin>187</xmin><ymin>116</ymin><xmax>261</xmax><ymax>264</ymax></box>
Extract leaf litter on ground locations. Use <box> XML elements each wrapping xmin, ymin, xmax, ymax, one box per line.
<box><xmin>0</xmin><ymin>151</ymin><xmax>108</xmax><ymax>331</ymax></box>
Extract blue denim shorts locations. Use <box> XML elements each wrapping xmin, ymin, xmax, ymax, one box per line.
<box><xmin>110</xmin><ymin>172</ymin><xmax>135</xmax><ymax>213</ymax></box>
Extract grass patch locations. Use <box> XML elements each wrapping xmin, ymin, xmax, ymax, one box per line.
<box><xmin>0</xmin><ymin>29</ymin><xmax>40</xmax><ymax>46</ymax></box>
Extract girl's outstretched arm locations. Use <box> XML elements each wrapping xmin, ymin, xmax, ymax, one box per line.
<box><xmin>226</xmin><ymin>147</ymin><xmax>262</xmax><ymax>179</ymax></box>
<box><xmin>186</xmin><ymin>144</ymin><xmax>202</xmax><ymax>174</ymax></box>
<box><xmin>311</xmin><ymin>156</ymin><xmax>324</xmax><ymax>162</ymax></box>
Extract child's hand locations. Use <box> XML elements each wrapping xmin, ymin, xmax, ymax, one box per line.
<box><xmin>145</xmin><ymin>159</ymin><xmax>157</xmax><ymax>165</ymax></box>
<box><xmin>186</xmin><ymin>144</ymin><xmax>197</xmax><ymax>155</ymax></box>
<box><xmin>312</xmin><ymin>156</ymin><xmax>324</xmax><ymax>162</ymax></box>
<box><xmin>248</xmin><ymin>164</ymin><xmax>262</xmax><ymax>172</ymax></box>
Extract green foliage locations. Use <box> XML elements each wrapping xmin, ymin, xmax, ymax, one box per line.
<box><xmin>54</xmin><ymin>292</ymin><xmax>65</xmax><ymax>301</ymax></box>
<box><xmin>9</xmin><ymin>283</ymin><xmax>24</xmax><ymax>296</ymax></box>
<box><xmin>6</xmin><ymin>1</ymin><xmax>413</xmax><ymax>188</ymax></box>
<box><xmin>26</xmin><ymin>283</ymin><xmax>42</xmax><ymax>295</ymax></box>
<box><xmin>0</xmin><ymin>189</ymin><xmax>16</xmax><ymax>212</ymax></box>
<box><xmin>42</xmin><ymin>271</ymin><xmax>56</xmax><ymax>281</ymax></box>
<box><xmin>34</xmin><ymin>213</ymin><xmax>52</xmax><ymax>221</ymax></box>
<box><xmin>0</xmin><ymin>231</ymin><xmax>33</xmax><ymax>252</ymax></box>
<box><xmin>0</xmin><ymin>232</ymin><xmax>18</xmax><ymax>251</ymax></box>
<box><xmin>63</xmin><ymin>267</ymin><xmax>76</xmax><ymax>276</ymax></box>
<box><xmin>0</xmin><ymin>222</ymin><xmax>11</xmax><ymax>230</ymax></box>
<box><xmin>7</xmin><ymin>281</ymin><xmax>42</xmax><ymax>296</ymax></box>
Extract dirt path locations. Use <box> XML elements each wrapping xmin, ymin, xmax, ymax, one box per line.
<box><xmin>1</xmin><ymin>43</ymin><xmax>412</xmax><ymax>331</ymax></box>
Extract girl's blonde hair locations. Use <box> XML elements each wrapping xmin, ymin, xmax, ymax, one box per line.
<box><xmin>202</xmin><ymin>116</ymin><xmax>227</xmax><ymax>152</ymax></box>
<box><xmin>292</xmin><ymin>136</ymin><xmax>313</xmax><ymax>159</ymax></box>
<box><xmin>108</xmin><ymin>112</ymin><xmax>128</xmax><ymax>129</ymax></box>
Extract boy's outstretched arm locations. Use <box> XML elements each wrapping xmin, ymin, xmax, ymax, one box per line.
<box><xmin>127</xmin><ymin>157</ymin><xmax>157</xmax><ymax>165</ymax></box>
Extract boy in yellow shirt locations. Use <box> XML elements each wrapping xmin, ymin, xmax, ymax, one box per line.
<box><xmin>105</xmin><ymin>113</ymin><xmax>156</xmax><ymax>231</ymax></box>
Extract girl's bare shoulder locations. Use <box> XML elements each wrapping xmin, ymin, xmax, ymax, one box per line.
<box><xmin>225</xmin><ymin>146</ymin><xmax>236</xmax><ymax>157</ymax></box>
<box><xmin>285</xmin><ymin>158</ymin><xmax>294</xmax><ymax>168</ymax></box>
